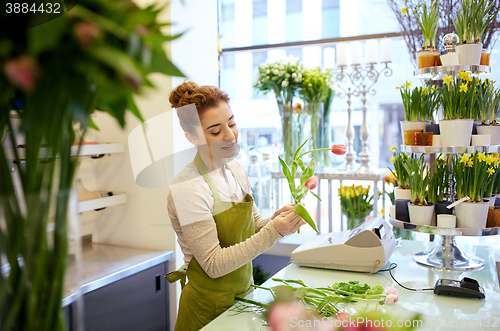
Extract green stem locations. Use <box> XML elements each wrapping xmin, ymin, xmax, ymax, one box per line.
<box><xmin>235</xmin><ymin>297</ymin><xmax>269</xmax><ymax>309</ymax></box>
<box><xmin>298</xmin><ymin>148</ymin><xmax>331</xmax><ymax>159</ymax></box>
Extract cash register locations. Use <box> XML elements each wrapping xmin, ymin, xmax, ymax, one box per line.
<box><xmin>291</xmin><ymin>218</ymin><xmax>396</xmax><ymax>273</ymax></box>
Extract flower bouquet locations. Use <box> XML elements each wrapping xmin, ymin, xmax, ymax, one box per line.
<box><xmin>338</xmin><ymin>184</ymin><xmax>373</xmax><ymax>229</ymax></box>
<box><xmin>299</xmin><ymin>67</ymin><xmax>334</xmax><ymax>167</ymax></box>
<box><xmin>279</xmin><ymin>140</ymin><xmax>346</xmax><ymax>233</ymax></box>
<box><xmin>254</xmin><ymin>56</ymin><xmax>305</xmax><ymax>164</ymax></box>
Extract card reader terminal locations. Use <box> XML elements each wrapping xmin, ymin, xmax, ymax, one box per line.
<box><xmin>434</xmin><ymin>277</ymin><xmax>485</xmax><ymax>299</ymax></box>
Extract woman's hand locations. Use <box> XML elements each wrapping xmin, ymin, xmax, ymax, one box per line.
<box><xmin>272</xmin><ymin>204</ymin><xmax>295</xmax><ymax>219</ymax></box>
<box><xmin>272</xmin><ymin>209</ymin><xmax>306</xmax><ymax>236</ymax></box>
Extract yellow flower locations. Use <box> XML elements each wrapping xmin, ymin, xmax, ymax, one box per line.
<box><xmin>443</xmin><ymin>74</ymin><xmax>453</xmax><ymax>85</ymax></box>
<box><xmin>437</xmin><ymin>156</ymin><xmax>447</xmax><ymax>166</ymax></box>
<box><xmin>422</xmin><ymin>87</ymin><xmax>429</xmax><ymax>95</ymax></box>
<box><xmin>493</xmin><ymin>153</ymin><xmax>499</xmax><ymax>158</ymax></box>
<box><xmin>401</xmin><ymin>7</ymin><xmax>409</xmax><ymax>15</ymax></box>
<box><xmin>467</xmin><ymin>160</ymin><xmax>474</xmax><ymax>167</ymax></box>
<box><xmin>486</xmin><ymin>155</ymin><xmax>495</xmax><ymax>165</ymax></box>
<box><xmin>460</xmin><ymin>154</ymin><xmax>470</xmax><ymax>163</ymax></box>
<box><xmin>395</xmin><ymin>86</ymin><xmax>400</xmax><ymax>89</ymax></box>
<box><xmin>404</xmin><ymin>81</ymin><xmax>412</xmax><ymax>88</ymax></box>
<box><xmin>478</xmin><ymin>153</ymin><xmax>487</xmax><ymax>162</ymax></box>
<box><xmin>488</xmin><ymin>168</ymin><xmax>495</xmax><ymax>175</ymax></box>
<box><xmin>460</xmin><ymin>83</ymin><xmax>468</xmax><ymax>93</ymax></box>
<box><xmin>458</xmin><ymin>70</ymin><xmax>470</xmax><ymax>81</ymax></box>
<box><xmin>390</xmin><ymin>157</ymin><xmax>395</xmax><ymax>163</ymax></box>
<box><xmin>389</xmin><ymin>145</ymin><xmax>396</xmax><ymax>151</ymax></box>
<box><xmin>495</xmin><ymin>159</ymin><xmax>500</xmax><ymax>167</ymax></box>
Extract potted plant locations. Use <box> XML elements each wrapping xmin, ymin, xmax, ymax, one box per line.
<box><xmin>454</xmin><ymin>0</ymin><xmax>500</xmax><ymax>65</ymax></box>
<box><xmin>299</xmin><ymin>67</ymin><xmax>334</xmax><ymax>167</ymax></box>
<box><xmin>389</xmin><ymin>146</ymin><xmax>411</xmax><ymax>200</ymax></box>
<box><xmin>482</xmin><ymin>154</ymin><xmax>500</xmax><ymax>206</ymax></box>
<box><xmin>409</xmin><ymin>1</ymin><xmax>440</xmax><ymax>68</ymax></box>
<box><xmin>439</xmin><ymin>71</ymin><xmax>478</xmax><ymax>146</ymax></box>
<box><xmin>254</xmin><ymin>56</ymin><xmax>305</xmax><ymax>164</ymax></box>
<box><xmin>428</xmin><ymin>154</ymin><xmax>452</xmax><ymax>215</ymax></box>
<box><xmin>403</xmin><ymin>154</ymin><xmax>434</xmax><ymax>226</ymax></box>
<box><xmin>398</xmin><ymin>82</ymin><xmax>440</xmax><ymax>144</ymax></box>
<box><xmin>338</xmin><ymin>184</ymin><xmax>373</xmax><ymax>230</ymax></box>
<box><xmin>0</xmin><ymin>1</ymin><xmax>185</xmax><ymax>329</ymax></box>
<box><xmin>453</xmin><ymin>151</ymin><xmax>496</xmax><ymax>228</ymax></box>
<box><xmin>476</xmin><ymin>79</ymin><xmax>500</xmax><ymax>145</ymax></box>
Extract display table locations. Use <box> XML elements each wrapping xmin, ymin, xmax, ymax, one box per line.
<box><xmin>202</xmin><ymin>239</ymin><xmax>500</xmax><ymax>331</ymax></box>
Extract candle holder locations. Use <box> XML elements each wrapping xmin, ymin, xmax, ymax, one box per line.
<box><xmin>334</xmin><ymin>61</ymin><xmax>393</xmax><ymax>173</ymax></box>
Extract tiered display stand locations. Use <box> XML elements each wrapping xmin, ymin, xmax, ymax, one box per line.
<box><xmin>389</xmin><ymin>64</ymin><xmax>500</xmax><ymax>271</ymax></box>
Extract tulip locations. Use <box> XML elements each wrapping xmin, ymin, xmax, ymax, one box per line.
<box><xmin>384</xmin><ymin>286</ymin><xmax>399</xmax><ymax>296</ymax></box>
<box><xmin>385</xmin><ymin>293</ymin><xmax>398</xmax><ymax>305</ymax></box>
<box><xmin>331</xmin><ymin>144</ymin><xmax>346</xmax><ymax>155</ymax></box>
<box><xmin>305</xmin><ymin>176</ymin><xmax>318</xmax><ymax>190</ymax></box>
<box><xmin>4</xmin><ymin>55</ymin><xmax>40</xmax><ymax>93</ymax></box>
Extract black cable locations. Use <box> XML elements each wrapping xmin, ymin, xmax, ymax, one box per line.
<box><xmin>379</xmin><ymin>263</ymin><xmax>434</xmax><ymax>292</ymax></box>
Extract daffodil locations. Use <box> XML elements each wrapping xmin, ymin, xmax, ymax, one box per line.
<box><xmin>478</xmin><ymin>153</ymin><xmax>487</xmax><ymax>162</ymax></box>
<box><xmin>488</xmin><ymin>168</ymin><xmax>495</xmax><ymax>175</ymax></box>
<box><xmin>493</xmin><ymin>153</ymin><xmax>499</xmax><ymax>158</ymax></box>
<box><xmin>389</xmin><ymin>145</ymin><xmax>396</xmax><ymax>152</ymax></box>
<box><xmin>460</xmin><ymin>154</ymin><xmax>470</xmax><ymax>163</ymax></box>
<box><xmin>458</xmin><ymin>70</ymin><xmax>470</xmax><ymax>81</ymax></box>
<box><xmin>422</xmin><ymin>87</ymin><xmax>429</xmax><ymax>95</ymax></box>
<box><xmin>486</xmin><ymin>155</ymin><xmax>495</xmax><ymax>165</ymax></box>
<box><xmin>460</xmin><ymin>83</ymin><xmax>468</xmax><ymax>92</ymax></box>
<box><xmin>443</xmin><ymin>74</ymin><xmax>453</xmax><ymax>85</ymax></box>
<box><xmin>390</xmin><ymin>157</ymin><xmax>395</xmax><ymax>163</ymax></box>
<box><xmin>467</xmin><ymin>160</ymin><xmax>474</xmax><ymax>167</ymax></box>
<box><xmin>401</xmin><ymin>7</ymin><xmax>409</xmax><ymax>15</ymax></box>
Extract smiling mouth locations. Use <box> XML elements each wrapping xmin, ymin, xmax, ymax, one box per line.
<box><xmin>222</xmin><ymin>143</ymin><xmax>235</xmax><ymax>150</ymax></box>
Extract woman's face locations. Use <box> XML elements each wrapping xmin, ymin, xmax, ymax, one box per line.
<box><xmin>189</xmin><ymin>101</ymin><xmax>239</xmax><ymax>161</ymax></box>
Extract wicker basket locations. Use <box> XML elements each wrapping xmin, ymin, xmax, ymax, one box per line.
<box><xmin>486</xmin><ymin>207</ymin><xmax>500</xmax><ymax>228</ymax></box>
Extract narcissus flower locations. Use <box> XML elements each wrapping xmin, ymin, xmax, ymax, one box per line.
<box><xmin>443</xmin><ymin>74</ymin><xmax>453</xmax><ymax>85</ymax></box>
<box><xmin>331</xmin><ymin>144</ymin><xmax>346</xmax><ymax>155</ymax></box>
<box><xmin>305</xmin><ymin>176</ymin><xmax>319</xmax><ymax>190</ymax></box>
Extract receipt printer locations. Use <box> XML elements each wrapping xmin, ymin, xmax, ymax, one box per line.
<box><xmin>291</xmin><ymin>218</ymin><xmax>396</xmax><ymax>273</ymax></box>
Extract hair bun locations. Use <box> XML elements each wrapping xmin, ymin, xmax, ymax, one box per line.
<box><xmin>169</xmin><ymin>81</ymin><xmax>200</xmax><ymax>108</ymax></box>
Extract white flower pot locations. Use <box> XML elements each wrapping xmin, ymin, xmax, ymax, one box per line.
<box><xmin>471</xmin><ymin>134</ymin><xmax>490</xmax><ymax>146</ymax></box>
<box><xmin>389</xmin><ymin>205</ymin><xmax>396</xmax><ymax>219</ymax></box>
<box><xmin>476</xmin><ymin>125</ymin><xmax>500</xmax><ymax>145</ymax></box>
<box><xmin>437</xmin><ymin>214</ymin><xmax>456</xmax><ymax>228</ymax></box>
<box><xmin>432</xmin><ymin>135</ymin><xmax>441</xmax><ymax>146</ymax></box>
<box><xmin>400</xmin><ymin>121</ymin><xmax>431</xmax><ymax>142</ymax></box>
<box><xmin>439</xmin><ymin>119</ymin><xmax>473</xmax><ymax>147</ymax></box>
<box><xmin>408</xmin><ymin>203</ymin><xmax>435</xmax><ymax>226</ymax></box>
<box><xmin>456</xmin><ymin>43</ymin><xmax>482</xmax><ymax>66</ymax></box>
<box><xmin>394</xmin><ymin>187</ymin><xmax>412</xmax><ymax>200</ymax></box>
<box><xmin>440</xmin><ymin>53</ymin><xmax>460</xmax><ymax>66</ymax></box>
<box><xmin>484</xmin><ymin>196</ymin><xmax>496</xmax><ymax>207</ymax></box>
<box><xmin>454</xmin><ymin>201</ymin><xmax>489</xmax><ymax>228</ymax></box>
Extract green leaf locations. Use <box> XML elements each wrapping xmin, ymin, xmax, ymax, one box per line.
<box><xmin>127</xmin><ymin>95</ymin><xmax>145</xmax><ymax>123</ymax></box>
<box><xmin>293</xmin><ymin>139</ymin><xmax>309</xmax><ymax>160</ymax></box>
<box><xmin>279</xmin><ymin>156</ymin><xmax>296</xmax><ymax>197</ymax></box>
<box><xmin>300</xmin><ymin>158</ymin><xmax>315</xmax><ymax>187</ymax></box>
<box><xmin>88</xmin><ymin>45</ymin><xmax>144</xmax><ymax>83</ymax></box>
<box><xmin>148</xmin><ymin>48</ymin><xmax>185</xmax><ymax>77</ymax></box>
<box><xmin>310</xmin><ymin>191</ymin><xmax>322</xmax><ymax>201</ymax></box>
<box><xmin>295</xmin><ymin>204</ymin><xmax>319</xmax><ymax>233</ymax></box>
<box><xmin>295</xmin><ymin>159</ymin><xmax>305</xmax><ymax>171</ymax></box>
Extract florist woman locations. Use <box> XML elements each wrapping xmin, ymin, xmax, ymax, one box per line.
<box><xmin>166</xmin><ymin>81</ymin><xmax>306</xmax><ymax>331</ymax></box>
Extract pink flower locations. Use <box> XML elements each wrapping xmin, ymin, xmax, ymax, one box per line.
<box><xmin>331</xmin><ymin>144</ymin><xmax>346</xmax><ymax>155</ymax></box>
<box><xmin>305</xmin><ymin>176</ymin><xmax>319</xmax><ymax>190</ymax></box>
<box><xmin>385</xmin><ymin>293</ymin><xmax>398</xmax><ymax>305</ymax></box>
<box><xmin>4</xmin><ymin>55</ymin><xmax>40</xmax><ymax>92</ymax></box>
<box><xmin>74</xmin><ymin>21</ymin><xmax>102</xmax><ymax>49</ymax></box>
<box><xmin>384</xmin><ymin>287</ymin><xmax>398</xmax><ymax>296</ymax></box>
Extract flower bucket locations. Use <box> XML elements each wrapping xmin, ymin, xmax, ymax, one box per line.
<box><xmin>394</xmin><ymin>187</ymin><xmax>412</xmax><ymax>200</ymax></box>
<box><xmin>395</xmin><ymin>199</ymin><xmax>411</xmax><ymax>222</ymax></box>
<box><xmin>471</xmin><ymin>135</ymin><xmax>490</xmax><ymax>146</ymax></box>
<box><xmin>456</xmin><ymin>43</ymin><xmax>482</xmax><ymax>66</ymax></box>
<box><xmin>476</xmin><ymin>125</ymin><xmax>500</xmax><ymax>146</ymax></box>
<box><xmin>439</xmin><ymin>119</ymin><xmax>473</xmax><ymax>147</ymax></box>
<box><xmin>408</xmin><ymin>202</ymin><xmax>435</xmax><ymax>226</ymax></box>
<box><xmin>440</xmin><ymin>53</ymin><xmax>459</xmax><ymax>66</ymax></box>
<box><xmin>400</xmin><ymin>121</ymin><xmax>430</xmax><ymax>143</ymax></box>
<box><xmin>435</xmin><ymin>201</ymin><xmax>453</xmax><ymax>215</ymax></box>
<box><xmin>454</xmin><ymin>201</ymin><xmax>489</xmax><ymax>228</ymax></box>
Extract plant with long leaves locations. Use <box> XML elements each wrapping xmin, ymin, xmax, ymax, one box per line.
<box><xmin>454</xmin><ymin>0</ymin><xmax>500</xmax><ymax>44</ymax></box>
<box><xmin>477</xmin><ymin>78</ymin><xmax>500</xmax><ymax>124</ymax></box>
<box><xmin>0</xmin><ymin>0</ymin><xmax>184</xmax><ymax>329</ymax></box>
<box><xmin>398</xmin><ymin>81</ymin><xmax>440</xmax><ymax>121</ymax></box>
<box><xmin>403</xmin><ymin>153</ymin><xmax>431</xmax><ymax>206</ymax></box>
<box><xmin>410</xmin><ymin>1</ymin><xmax>440</xmax><ymax>49</ymax></box>
<box><xmin>278</xmin><ymin>139</ymin><xmax>345</xmax><ymax>233</ymax></box>
<box><xmin>441</xmin><ymin>72</ymin><xmax>480</xmax><ymax>120</ymax></box>
<box><xmin>389</xmin><ymin>146</ymin><xmax>410</xmax><ymax>189</ymax></box>
<box><xmin>427</xmin><ymin>154</ymin><xmax>449</xmax><ymax>203</ymax></box>
<box><xmin>453</xmin><ymin>152</ymin><xmax>496</xmax><ymax>202</ymax></box>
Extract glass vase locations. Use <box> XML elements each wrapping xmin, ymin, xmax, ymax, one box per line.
<box><xmin>345</xmin><ymin>215</ymin><xmax>368</xmax><ymax>230</ymax></box>
<box><xmin>305</xmin><ymin>102</ymin><xmax>324</xmax><ymax>167</ymax></box>
<box><xmin>278</xmin><ymin>102</ymin><xmax>296</xmax><ymax>165</ymax></box>
<box><xmin>320</xmin><ymin>115</ymin><xmax>331</xmax><ymax>168</ymax></box>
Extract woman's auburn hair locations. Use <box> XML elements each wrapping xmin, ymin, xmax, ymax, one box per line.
<box><xmin>169</xmin><ymin>81</ymin><xmax>230</xmax><ymax>134</ymax></box>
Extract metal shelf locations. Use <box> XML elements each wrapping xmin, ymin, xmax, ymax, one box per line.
<box><xmin>414</xmin><ymin>65</ymin><xmax>491</xmax><ymax>79</ymax></box>
<box><xmin>390</xmin><ymin>217</ymin><xmax>500</xmax><ymax>236</ymax></box>
<box><xmin>401</xmin><ymin>145</ymin><xmax>500</xmax><ymax>154</ymax></box>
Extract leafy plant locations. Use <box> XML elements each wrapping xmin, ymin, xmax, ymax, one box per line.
<box><xmin>398</xmin><ymin>81</ymin><xmax>440</xmax><ymax>121</ymax></box>
<box><xmin>403</xmin><ymin>153</ymin><xmax>431</xmax><ymax>206</ymax></box>
<box><xmin>477</xmin><ymin>79</ymin><xmax>500</xmax><ymax>124</ymax></box>
<box><xmin>441</xmin><ymin>71</ymin><xmax>480</xmax><ymax>120</ymax></box>
<box><xmin>453</xmin><ymin>151</ymin><xmax>497</xmax><ymax>202</ymax></box>
<box><xmin>0</xmin><ymin>0</ymin><xmax>184</xmax><ymax>329</ymax></box>
<box><xmin>278</xmin><ymin>140</ymin><xmax>345</xmax><ymax>233</ymax></box>
<box><xmin>454</xmin><ymin>0</ymin><xmax>500</xmax><ymax>44</ymax></box>
<box><xmin>428</xmin><ymin>154</ymin><xmax>449</xmax><ymax>203</ymax></box>
<box><xmin>389</xmin><ymin>146</ymin><xmax>410</xmax><ymax>189</ymax></box>
<box><xmin>409</xmin><ymin>1</ymin><xmax>440</xmax><ymax>49</ymax></box>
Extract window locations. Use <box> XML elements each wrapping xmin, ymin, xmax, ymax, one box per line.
<box><xmin>286</xmin><ymin>0</ymin><xmax>302</xmax><ymax>42</ymax></box>
<box><xmin>322</xmin><ymin>0</ymin><xmax>340</xmax><ymax>39</ymax></box>
<box><xmin>253</xmin><ymin>0</ymin><xmax>268</xmax><ymax>45</ymax></box>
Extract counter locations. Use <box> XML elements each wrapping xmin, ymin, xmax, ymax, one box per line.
<box><xmin>63</xmin><ymin>243</ymin><xmax>173</xmax><ymax>306</ymax></box>
<box><xmin>202</xmin><ymin>239</ymin><xmax>500</xmax><ymax>331</ymax></box>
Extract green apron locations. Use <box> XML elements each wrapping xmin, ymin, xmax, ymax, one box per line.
<box><xmin>166</xmin><ymin>153</ymin><xmax>255</xmax><ymax>331</ymax></box>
